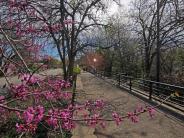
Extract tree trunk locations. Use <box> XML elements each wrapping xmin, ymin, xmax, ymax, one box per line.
<box><xmin>67</xmin><ymin>55</ymin><xmax>75</xmax><ymax>78</ymax></box>
<box><xmin>145</xmin><ymin>46</ymin><xmax>151</xmax><ymax>78</ymax></box>
<box><xmin>62</xmin><ymin>60</ymin><xmax>67</xmax><ymax>80</ymax></box>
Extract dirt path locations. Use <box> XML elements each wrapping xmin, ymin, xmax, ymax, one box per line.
<box><xmin>80</xmin><ymin>72</ymin><xmax>184</xmax><ymax>138</ymax></box>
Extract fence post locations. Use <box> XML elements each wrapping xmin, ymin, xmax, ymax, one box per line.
<box><xmin>149</xmin><ymin>81</ymin><xmax>153</xmax><ymax>100</ymax></box>
<box><xmin>129</xmin><ymin>77</ymin><xmax>132</xmax><ymax>92</ymax></box>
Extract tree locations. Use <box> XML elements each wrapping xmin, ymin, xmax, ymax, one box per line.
<box><xmin>0</xmin><ymin>0</ymin><xmax>119</xmax><ymax>80</ymax></box>
<box><xmin>87</xmin><ymin>13</ymin><xmax>141</xmax><ymax>76</ymax></box>
<box><xmin>129</xmin><ymin>0</ymin><xmax>184</xmax><ymax>79</ymax></box>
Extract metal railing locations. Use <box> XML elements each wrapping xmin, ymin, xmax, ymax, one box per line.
<box><xmin>91</xmin><ymin>71</ymin><xmax>184</xmax><ymax>113</ymax></box>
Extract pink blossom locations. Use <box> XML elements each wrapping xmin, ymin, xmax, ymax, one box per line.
<box><xmin>147</xmin><ymin>107</ymin><xmax>156</xmax><ymax>118</ymax></box>
<box><xmin>85</xmin><ymin>100</ymin><xmax>92</xmax><ymax>109</ymax></box>
<box><xmin>20</xmin><ymin>74</ymin><xmax>39</xmax><ymax>84</ymax></box>
<box><xmin>46</xmin><ymin>109</ymin><xmax>60</xmax><ymax>129</ymax></box>
<box><xmin>16</xmin><ymin>123</ymin><xmax>25</xmax><ymax>133</ymax></box>
<box><xmin>94</xmin><ymin>99</ymin><xmax>105</xmax><ymax>109</ymax></box>
<box><xmin>62</xmin><ymin>92</ymin><xmax>72</xmax><ymax>100</ymax></box>
<box><xmin>47</xmin><ymin>79</ymin><xmax>71</xmax><ymax>89</ymax></box>
<box><xmin>16</xmin><ymin>123</ymin><xmax>37</xmax><ymax>133</ymax></box>
<box><xmin>23</xmin><ymin>107</ymin><xmax>35</xmax><ymax>123</ymax></box>
<box><xmin>46</xmin><ymin>108</ymin><xmax>75</xmax><ymax>130</ymax></box>
<box><xmin>62</xmin><ymin>121</ymin><xmax>75</xmax><ymax>130</ymax></box>
<box><xmin>87</xmin><ymin>113</ymin><xmax>100</xmax><ymax>127</ymax></box>
<box><xmin>127</xmin><ymin>112</ymin><xmax>139</xmax><ymax>123</ymax></box>
<box><xmin>21</xmin><ymin>106</ymin><xmax>44</xmax><ymax>124</ymax></box>
<box><xmin>11</xmin><ymin>84</ymin><xmax>28</xmax><ymax>100</ymax></box>
<box><xmin>0</xmin><ymin>96</ymin><xmax>5</xmax><ymax>103</ymax></box>
<box><xmin>44</xmin><ymin>91</ymin><xmax>55</xmax><ymax>101</ymax></box>
<box><xmin>61</xmin><ymin>109</ymin><xmax>72</xmax><ymax>121</ymax></box>
<box><xmin>34</xmin><ymin>105</ymin><xmax>44</xmax><ymax>123</ymax></box>
<box><xmin>112</xmin><ymin>112</ymin><xmax>122</xmax><ymax>125</ymax></box>
<box><xmin>65</xmin><ymin>82</ymin><xmax>71</xmax><ymax>88</ymax></box>
<box><xmin>75</xmin><ymin>104</ymin><xmax>84</xmax><ymax>111</ymax></box>
<box><xmin>47</xmin><ymin>117</ymin><xmax>58</xmax><ymax>129</ymax></box>
<box><xmin>135</xmin><ymin>105</ymin><xmax>144</xmax><ymax>113</ymax></box>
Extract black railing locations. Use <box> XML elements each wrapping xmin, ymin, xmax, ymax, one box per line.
<box><xmin>91</xmin><ymin>71</ymin><xmax>184</xmax><ymax>113</ymax></box>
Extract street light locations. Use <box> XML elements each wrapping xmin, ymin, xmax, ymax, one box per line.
<box><xmin>93</xmin><ymin>58</ymin><xmax>97</xmax><ymax>62</ymax></box>
<box><xmin>93</xmin><ymin>58</ymin><xmax>97</xmax><ymax>73</ymax></box>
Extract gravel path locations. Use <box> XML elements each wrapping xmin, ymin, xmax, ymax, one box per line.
<box><xmin>80</xmin><ymin>72</ymin><xmax>184</xmax><ymax>138</ymax></box>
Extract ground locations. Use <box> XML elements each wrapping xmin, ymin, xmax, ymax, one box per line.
<box><xmin>78</xmin><ymin>72</ymin><xmax>184</xmax><ymax>138</ymax></box>
<box><xmin>0</xmin><ymin>69</ymin><xmax>183</xmax><ymax>138</ymax></box>
<box><xmin>0</xmin><ymin>68</ymin><xmax>63</xmax><ymax>87</ymax></box>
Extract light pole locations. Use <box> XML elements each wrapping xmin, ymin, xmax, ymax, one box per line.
<box><xmin>93</xmin><ymin>58</ymin><xmax>97</xmax><ymax>73</ymax></box>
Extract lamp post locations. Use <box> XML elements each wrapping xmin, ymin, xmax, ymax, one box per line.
<box><xmin>93</xmin><ymin>58</ymin><xmax>97</xmax><ymax>73</ymax></box>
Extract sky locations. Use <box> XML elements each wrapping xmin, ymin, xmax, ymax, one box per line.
<box><xmin>47</xmin><ymin>0</ymin><xmax>133</xmax><ymax>58</ymax></box>
<box><xmin>108</xmin><ymin>0</ymin><xmax>132</xmax><ymax>15</ymax></box>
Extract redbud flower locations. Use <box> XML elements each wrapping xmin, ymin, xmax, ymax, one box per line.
<box><xmin>0</xmin><ymin>96</ymin><xmax>5</xmax><ymax>103</ymax></box>
<box><xmin>147</xmin><ymin>107</ymin><xmax>156</xmax><ymax>118</ymax></box>
<box><xmin>112</xmin><ymin>112</ymin><xmax>122</xmax><ymax>125</ymax></box>
<box><xmin>87</xmin><ymin>113</ymin><xmax>100</xmax><ymax>127</ymax></box>
<box><xmin>20</xmin><ymin>74</ymin><xmax>39</xmax><ymax>84</ymax></box>
<box><xmin>16</xmin><ymin>123</ymin><xmax>25</xmax><ymax>133</ymax></box>
<box><xmin>23</xmin><ymin>107</ymin><xmax>35</xmax><ymax>123</ymax></box>
<box><xmin>11</xmin><ymin>84</ymin><xmax>28</xmax><ymax>100</ymax></box>
<box><xmin>47</xmin><ymin>117</ymin><xmax>58</xmax><ymax>129</ymax></box>
<box><xmin>94</xmin><ymin>99</ymin><xmax>105</xmax><ymax>109</ymax></box>
<box><xmin>34</xmin><ymin>105</ymin><xmax>44</xmax><ymax>123</ymax></box>
<box><xmin>100</xmin><ymin>121</ymin><xmax>106</xmax><ymax>128</ymax></box>
<box><xmin>127</xmin><ymin>112</ymin><xmax>139</xmax><ymax>123</ymax></box>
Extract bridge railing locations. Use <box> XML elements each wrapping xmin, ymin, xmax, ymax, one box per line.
<box><xmin>92</xmin><ymin>70</ymin><xmax>184</xmax><ymax>113</ymax></box>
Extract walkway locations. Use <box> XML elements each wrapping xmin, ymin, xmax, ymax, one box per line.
<box><xmin>0</xmin><ymin>69</ymin><xmax>63</xmax><ymax>87</ymax></box>
<box><xmin>79</xmin><ymin>72</ymin><xmax>184</xmax><ymax>138</ymax></box>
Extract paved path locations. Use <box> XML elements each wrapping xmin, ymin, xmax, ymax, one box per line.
<box><xmin>72</xmin><ymin>74</ymin><xmax>97</xmax><ymax>138</ymax></box>
<box><xmin>79</xmin><ymin>72</ymin><xmax>184</xmax><ymax>138</ymax></box>
<box><xmin>0</xmin><ymin>69</ymin><xmax>63</xmax><ymax>96</ymax></box>
<box><xmin>0</xmin><ymin>68</ymin><xmax>63</xmax><ymax>87</ymax></box>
